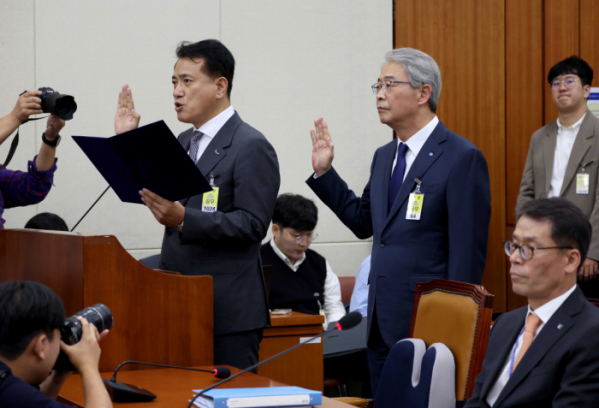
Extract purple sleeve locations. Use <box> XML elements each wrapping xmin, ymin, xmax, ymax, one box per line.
<box><xmin>0</xmin><ymin>156</ymin><xmax>57</xmax><ymax>209</ymax></box>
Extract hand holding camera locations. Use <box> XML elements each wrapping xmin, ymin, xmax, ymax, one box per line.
<box><xmin>10</xmin><ymin>90</ymin><xmax>43</xmax><ymax>123</ymax></box>
<box><xmin>60</xmin><ymin>317</ymin><xmax>108</xmax><ymax>374</ymax></box>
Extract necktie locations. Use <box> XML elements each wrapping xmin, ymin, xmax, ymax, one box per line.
<box><xmin>388</xmin><ymin>143</ymin><xmax>409</xmax><ymax>210</ymax></box>
<box><xmin>188</xmin><ymin>130</ymin><xmax>203</xmax><ymax>163</ymax></box>
<box><xmin>512</xmin><ymin>314</ymin><xmax>542</xmax><ymax>373</ymax></box>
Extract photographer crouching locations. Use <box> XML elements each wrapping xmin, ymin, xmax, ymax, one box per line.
<box><xmin>0</xmin><ymin>281</ymin><xmax>112</xmax><ymax>408</ymax></box>
<box><xmin>0</xmin><ymin>90</ymin><xmax>63</xmax><ymax>228</ymax></box>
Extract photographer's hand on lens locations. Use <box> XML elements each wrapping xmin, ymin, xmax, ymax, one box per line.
<box><xmin>60</xmin><ymin>317</ymin><xmax>104</xmax><ymax>374</ymax></box>
<box><xmin>11</xmin><ymin>90</ymin><xmax>43</xmax><ymax>123</ymax></box>
<box><xmin>115</xmin><ymin>84</ymin><xmax>141</xmax><ymax>134</ymax></box>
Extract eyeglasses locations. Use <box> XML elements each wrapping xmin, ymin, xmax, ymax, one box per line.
<box><xmin>550</xmin><ymin>78</ymin><xmax>578</xmax><ymax>89</ymax></box>
<box><xmin>371</xmin><ymin>81</ymin><xmax>411</xmax><ymax>95</ymax></box>
<box><xmin>503</xmin><ymin>240</ymin><xmax>573</xmax><ymax>261</ymax></box>
<box><xmin>284</xmin><ymin>229</ymin><xmax>318</xmax><ymax>245</ymax></box>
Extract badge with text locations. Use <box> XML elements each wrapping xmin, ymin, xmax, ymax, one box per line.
<box><xmin>202</xmin><ymin>187</ymin><xmax>219</xmax><ymax>212</ymax></box>
<box><xmin>577</xmin><ymin>162</ymin><xmax>592</xmax><ymax>195</ymax></box>
<box><xmin>406</xmin><ymin>178</ymin><xmax>424</xmax><ymax>220</ymax></box>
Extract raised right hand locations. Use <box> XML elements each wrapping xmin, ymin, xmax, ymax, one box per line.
<box><xmin>310</xmin><ymin>117</ymin><xmax>335</xmax><ymax>177</ymax></box>
<box><xmin>115</xmin><ymin>84</ymin><xmax>141</xmax><ymax>134</ymax></box>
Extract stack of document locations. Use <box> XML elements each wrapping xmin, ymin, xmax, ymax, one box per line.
<box><xmin>191</xmin><ymin>386</ymin><xmax>322</xmax><ymax>408</ymax></box>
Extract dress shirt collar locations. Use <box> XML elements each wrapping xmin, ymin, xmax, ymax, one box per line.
<box><xmin>193</xmin><ymin>105</ymin><xmax>235</xmax><ymax>138</ymax></box>
<box><xmin>270</xmin><ymin>238</ymin><xmax>306</xmax><ymax>272</ymax></box>
<box><xmin>398</xmin><ymin>115</ymin><xmax>439</xmax><ymax>156</ymax></box>
<box><xmin>527</xmin><ymin>284</ymin><xmax>577</xmax><ymax>324</ymax></box>
<box><xmin>556</xmin><ymin>112</ymin><xmax>586</xmax><ymax>134</ymax></box>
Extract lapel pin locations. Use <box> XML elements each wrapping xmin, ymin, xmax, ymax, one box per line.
<box><xmin>557</xmin><ymin>324</ymin><xmax>563</xmax><ymax>330</ymax></box>
<box><xmin>215</xmin><ymin>149</ymin><xmax>220</xmax><ymax>155</ymax></box>
<box><xmin>429</xmin><ymin>152</ymin><xmax>433</xmax><ymax>156</ymax></box>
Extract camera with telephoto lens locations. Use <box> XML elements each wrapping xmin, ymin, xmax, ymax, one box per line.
<box><xmin>38</xmin><ymin>87</ymin><xmax>77</xmax><ymax>120</ymax></box>
<box><xmin>53</xmin><ymin>304</ymin><xmax>113</xmax><ymax>371</ymax></box>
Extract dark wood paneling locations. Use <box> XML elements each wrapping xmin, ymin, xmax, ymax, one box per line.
<box><xmin>580</xmin><ymin>0</ymin><xmax>599</xmax><ymax>84</ymax></box>
<box><xmin>506</xmin><ymin>0</ymin><xmax>544</xmax><ymax>226</ymax></box>
<box><xmin>544</xmin><ymin>0</ymin><xmax>580</xmax><ymax>124</ymax></box>
<box><xmin>395</xmin><ymin>0</ymin><xmax>507</xmax><ymax>312</ymax></box>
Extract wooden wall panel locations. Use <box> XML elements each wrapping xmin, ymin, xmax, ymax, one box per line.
<box><xmin>580</xmin><ymin>0</ymin><xmax>599</xmax><ymax>85</ymax></box>
<box><xmin>395</xmin><ymin>0</ymin><xmax>507</xmax><ymax>311</ymax></box>
<box><xmin>505</xmin><ymin>0</ymin><xmax>544</xmax><ymax>226</ymax></box>
<box><xmin>544</xmin><ymin>0</ymin><xmax>580</xmax><ymax>124</ymax></box>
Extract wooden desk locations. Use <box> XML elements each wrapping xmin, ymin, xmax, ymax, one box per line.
<box><xmin>259</xmin><ymin>312</ymin><xmax>325</xmax><ymax>391</ymax></box>
<box><xmin>58</xmin><ymin>366</ymin><xmax>353</xmax><ymax>407</ymax></box>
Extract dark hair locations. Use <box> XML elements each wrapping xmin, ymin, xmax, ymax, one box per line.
<box><xmin>0</xmin><ymin>281</ymin><xmax>65</xmax><ymax>360</ymax></box>
<box><xmin>548</xmin><ymin>56</ymin><xmax>594</xmax><ymax>87</ymax></box>
<box><xmin>176</xmin><ymin>39</ymin><xmax>235</xmax><ymax>99</ymax></box>
<box><xmin>25</xmin><ymin>213</ymin><xmax>68</xmax><ymax>231</ymax></box>
<box><xmin>517</xmin><ymin>198</ymin><xmax>592</xmax><ymax>270</ymax></box>
<box><xmin>272</xmin><ymin>194</ymin><xmax>318</xmax><ymax>231</ymax></box>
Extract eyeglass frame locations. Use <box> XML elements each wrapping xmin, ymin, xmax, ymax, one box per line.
<box><xmin>503</xmin><ymin>240</ymin><xmax>573</xmax><ymax>261</ymax></box>
<box><xmin>371</xmin><ymin>80</ymin><xmax>412</xmax><ymax>95</ymax></box>
<box><xmin>550</xmin><ymin>76</ymin><xmax>578</xmax><ymax>89</ymax></box>
<box><xmin>283</xmin><ymin>228</ymin><xmax>318</xmax><ymax>245</ymax></box>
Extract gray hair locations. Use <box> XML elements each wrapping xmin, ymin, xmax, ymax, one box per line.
<box><xmin>384</xmin><ymin>48</ymin><xmax>442</xmax><ymax>113</ymax></box>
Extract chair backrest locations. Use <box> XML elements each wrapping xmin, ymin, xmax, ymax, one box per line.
<box><xmin>338</xmin><ymin>276</ymin><xmax>355</xmax><ymax>304</ymax></box>
<box><xmin>409</xmin><ymin>279</ymin><xmax>494</xmax><ymax>402</ymax></box>
<box><xmin>376</xmin><ymin>339</ymin><xmax>455</xmax><ymax>408</ymax></box>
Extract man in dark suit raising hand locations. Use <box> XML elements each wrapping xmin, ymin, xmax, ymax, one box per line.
<box><xmin>114</xmin><ymin>39</ymin><xmax>280</xmax><ymax>371</ymax></box>
<box><xmin>307</xmin><ymin>47</ymin><xmax>491</xmax><ymax>394</ymax></box>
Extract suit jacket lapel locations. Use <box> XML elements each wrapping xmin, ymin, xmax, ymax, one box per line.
<box><xmin>559</xmin><ymin>113</ymin><xmax>594</xmax><ymax>196</ymax></box>
<box><xmin>196</xmin><ymin>112</ymin><xmax>241</xmax><ymax>176</ymax></box>
<box><xmin>543</xmin><ymin>125</ymin><xmax>557</xmax><ymax>196</ymax></box>
<box><xmin>384</xmin><ymin>122</ymin><xmax>445</xmax><ymax>226</ymax></box>
<box><xmin>493</xmin><ymin>288</ymin><xmax>584</xmax><ymax>407</ymax></box>
<box><xmin>479</xmin><ymin>310</ymin><xmax>526</xmax><ymax>399</ymax></box>
<box><xmin>179</xmin><ymin>128</ymin><xmax>195</xmax><ymax>152</ymax></box>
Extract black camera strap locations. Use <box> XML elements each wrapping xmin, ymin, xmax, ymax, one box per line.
<box><xmin>0</xmin><ymin>116</ymin><xmax>49</xmax><ymax>171</ymax></box>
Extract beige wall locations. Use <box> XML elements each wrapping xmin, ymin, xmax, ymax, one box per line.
<box><xmin>0</xmin><ymin>0</ymin><xmax>391</xmax><ymax>276</ymax></box>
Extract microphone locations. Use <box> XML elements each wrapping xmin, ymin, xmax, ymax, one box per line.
<box><xmin>103</xmin><ymin>360</ymin><xmax>231</xmax><ymax>402</ymax></box>
<box><xmin>70</xmin><ymin>185</ymin><xmax>111</xmax><ymax>232</ymax></box>
<box><xmin>187</xmin><ymin>312</ymin><xmax>363</xmax><ymax>408</ymax></box>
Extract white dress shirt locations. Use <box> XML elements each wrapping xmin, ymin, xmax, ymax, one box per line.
<box><xmin>349</xmin><ymin>255</ymin><xmax>370</xmax><ymax>316</ymax></box>
<box><xmin>189</xmin><ymin>105</ymin><xmax>235</xmax><ymax>162</ymax></box>
<box><xmin>269</xmin><ymin>239</ymin><xmax>346</xmax><ymax>323</ymax></box>
<box><xmin>391</xmin><ymin>115</ymin><xmax>439</xmax><ymax>179</ymax></box>
<box><xmin>486</xmin><ymin>284</ymin><xmax>578</xmax><ymax>406</ymax></box>
<box><xmin>548</xmin><ymin>113</ymin><xmax>586</xmax><ymax>198</ymax></box>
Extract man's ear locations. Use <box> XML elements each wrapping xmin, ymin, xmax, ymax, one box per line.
<box><xmin>565</xmin><ymin>249</ymin><xmax>582</xmax><ymax>276</ymax></box>
<box><xmin>31</xmin><ymin>334</ymin><xmax>48</xmax><ymax>361</ymax></box>
<box><xmin>417</xmin><ymin>84</ymin><xmax>433</xmax><ymax>107</ymax></box>
<box><xmin>583</xmin><ymin>84</ymin><xmax>591</xmax><ymax>99</ymax></box>
<box><xmin>215</xmin><ymin>77</ymin><xmax>229</xmax><ymax>100</ymax></box>
<box><xmin>272</xmin><ymin>223</ymin><xmax>280</xmax><ymax>238</ymax></box>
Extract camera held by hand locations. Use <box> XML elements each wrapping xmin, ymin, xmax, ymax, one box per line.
<box><xmin>38</xmin><ymin>87</ymin><xmax>77</xmax><ymax>121</ymax></box>
<box><xmin>53</xmin><ymin>304</ymin><xmax>113</xmax><ymax>371</ymax></box>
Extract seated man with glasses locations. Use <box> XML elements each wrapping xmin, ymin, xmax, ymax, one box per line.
<box><xmin>466</xmin><ymin>198</ymin><xmax>599</xmax><ymax>408</ymax></box>
<box><xmin>260</xmin><ymin>193</ymin><xmax>346</xmax><ymax>326</ymax></box>
<box><xmin>517</xmin><ymin>56</ymin><xmax>599</xmax><ymax>298</ymax></box>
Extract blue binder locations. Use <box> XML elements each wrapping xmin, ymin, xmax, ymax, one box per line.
<box><xmin>191</xmin><ymin>386</ymin><xmax>322</xmax><ymax>408</ymax></box>
<box><xmin>72</xmin><ymin>120</ymin><xmax>211</xmax><ymax>204</ymax></box>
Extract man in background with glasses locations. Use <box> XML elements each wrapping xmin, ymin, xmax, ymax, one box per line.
<box><xmin>260</xmin><ymin>194</ymin><xmax>345</xmax><ymax>325</ymax></box>
<box><xmin>306</xmin><ymin>47</ymin><xmax>491</xmax><ymax>394</ymax></box>
<box><xmin>517</xmin><ymin>56</ymin><xmax>599</xmax><ymax>298</ymax></box>
<box><xmin>466</xmin><ymin>198</ymin><xmax>599</xmax><ymax>407</ymax></box>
